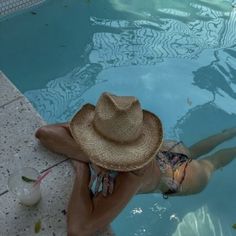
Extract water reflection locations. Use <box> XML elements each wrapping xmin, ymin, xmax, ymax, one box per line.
<box><xmin>24</xmin><ymin>0</ymin><xmax>236</xmax><ymax>125</ymax></box>
<box><xmin>109</xmin><ymin>0</ymin><xmax>232</xmax><ymax>18</ymax></box>
<box><xmin>193</xmin><ymin>49</ymin><xmax>236</xmax><ymax>99</ymax></box>
<box><xmin>22</xmin><ymin>1</ymin><xmax>236</xmax><ymax>235</ymax></box>
<box><xmin>172</xmin><ymin>205</ymin><xmax>226</xmax><ymax>236</ymax></box>
<box><xmin>90</xmin><ymin>5</ymin><xmax>236</xmax><ymax>68</ymax></box>
<box><xmin>25</xmin><ymin>63</ymin><xmax>102</xmax><ymax>122</ymax></box>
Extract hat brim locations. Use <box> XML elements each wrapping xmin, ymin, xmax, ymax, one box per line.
<box><xmin>69</xmin><ymin>104</ymin><xmax>163</xmax><ymax>171</ymax></box>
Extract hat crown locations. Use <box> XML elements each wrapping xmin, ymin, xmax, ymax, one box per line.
<box><xmin>93</xmin><ymin>93</ymin><xmax>143</xmax><ymax>143</ymax></box>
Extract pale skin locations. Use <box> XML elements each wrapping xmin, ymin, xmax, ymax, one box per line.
<box><xmin>35</xmin><ymin>123</ymin><xmax>236</xmax><ymax>236</ymax></box>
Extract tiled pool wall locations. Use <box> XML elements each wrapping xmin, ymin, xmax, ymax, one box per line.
<box><xmin>0</xmin><ymin>0</ymin><xmax>45</xmax><ymax>18</ymax></box>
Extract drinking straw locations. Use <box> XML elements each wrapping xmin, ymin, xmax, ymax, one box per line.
<box><xmin>33</xmin><ymin>169</ymin><xmax>52</xmax><ymax>187</ymax></box>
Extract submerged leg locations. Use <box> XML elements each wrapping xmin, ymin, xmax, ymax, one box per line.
<box><xmin>201</xmin><ymin>147</ymin><xmax>236</xmax><ymax>171</ymax></box>
<box><xmin>189</xmin><ymin>128</ymin><xmax>236</xmax><ymax>159</ymax></box>
<box><xmin>177</xmin><ymin>147</ymin><xmax>236</xmax><ymax>195</ymax></box>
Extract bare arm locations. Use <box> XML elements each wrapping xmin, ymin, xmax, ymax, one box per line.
<box><xmin>67</xmin><ymin>162</ymin><xmax>142</xmax><ymax>236</ymax></box>
<box><xmin>35</xmin><ymin>123</ymin><xmax>90</xmax><ymax>163</ymax></box>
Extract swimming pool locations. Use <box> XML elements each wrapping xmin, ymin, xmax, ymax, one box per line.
<box><xmin>1</xmin><ymin>0</ymin><xmax>236</xmax><ymax>235</ymax></box>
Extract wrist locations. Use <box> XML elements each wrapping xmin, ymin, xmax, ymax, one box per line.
<box><xmin>74</xmin><ymin>162</ymin><xmax>90</xmax><ymax>184</ymax></box>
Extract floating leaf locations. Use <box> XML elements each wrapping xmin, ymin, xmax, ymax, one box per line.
<box><xmin>232</xmin><ymin>223</ymin><xmax>236</xmax><ymax>229</ymax></box>
<box><xmin>22</xmin><ymin>176</ymin><xmax>36</xmax><ymax>183</ymax></box>
<box><xmin>34</xmin><ymin>220</ymin><xmax>41</xmax><ymax>234</ymax></box>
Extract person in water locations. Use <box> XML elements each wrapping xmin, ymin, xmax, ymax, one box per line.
<box><xmin>35</xmin><ymin>92</ymin><xmax>236</xmax><ymax>236</ymax></box>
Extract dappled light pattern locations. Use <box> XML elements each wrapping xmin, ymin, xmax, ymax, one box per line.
<box><xmin>90</xmin><ymin>5</ymin><xmax>236</xmax><ymax>69</ymax></box>
<box><xmin>173</xmin><ymin>205</ymin><xmax>232</xmax><ymax>236</ymax></box>
<box><xmin>25</xmin><ymin>1</ymin><xmax>236</xmax><ymax>124</ymax></box>
<box><xmin>25</xmin><ymin>63</ymin><xmax>102</xmax><ymax>123</ymax></box>
<box><xmin>109</xmin><ymin>0</ymin><xmax>233</xmax><ymax>17</ymax></box>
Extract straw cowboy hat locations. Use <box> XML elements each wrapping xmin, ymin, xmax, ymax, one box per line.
<box><xmin>69</xmin><ymin>92</ymin><xmax>163</xmax><ymax>171</ymax></box>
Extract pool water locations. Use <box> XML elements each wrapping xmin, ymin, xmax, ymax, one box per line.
<box><xmin>1</xmin><ymin>0</ymin><xmax>236</xmax><ymax>235</ymax></box>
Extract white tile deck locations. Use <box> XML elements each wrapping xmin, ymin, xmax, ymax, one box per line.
<box><xmin>0</xmin><ymin>71</ymin><xmax>114</xmax><ymax>235</ymax></box>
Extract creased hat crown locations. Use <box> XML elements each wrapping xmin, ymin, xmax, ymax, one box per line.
<box><xmin>93</xmin><ymin>93</ymin><xmax>143</xmax><ymax>143</ymax></box>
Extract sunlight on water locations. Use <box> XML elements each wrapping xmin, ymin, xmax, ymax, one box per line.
<box><xmin>172</xmin><ymin>205</ymin><xmax>230</xmax><ymax>236</ymax></box>
<box><xmin>23</xmin><ymin>0</ymin><xmax>236</xmax><ymax>126</ymax></box>
<box><xmin>109</xmin><ymin>0</ymin><xmax>232</xmax><ymax>18</ymax></box>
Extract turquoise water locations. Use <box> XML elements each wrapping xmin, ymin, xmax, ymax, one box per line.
<box><xmin>1</xmin><ymin>0</ymin><xmax>236</xmax><ymax>235</ymax></box>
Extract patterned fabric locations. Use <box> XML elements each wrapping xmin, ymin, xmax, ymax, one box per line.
<box><xmin>156</xmin><ymin>141</ymin><xmax>192</xmax><ymax>198</ymax></box>
<box><xmin>88</xmin><ymin>163</ymin><xmax>118</xmax><ymax>197</ymax></box>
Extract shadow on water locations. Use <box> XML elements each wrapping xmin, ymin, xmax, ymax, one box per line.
<box><xmin>193</xmin><ymin>49</ymin><xmax>236</xmax><ymax>100</ymax></box>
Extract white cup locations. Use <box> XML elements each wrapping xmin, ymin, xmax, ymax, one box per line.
<box><xmin>8</xmin><ymin>167</ymin><xmax>41</xmax><ymax>206</ymax></box>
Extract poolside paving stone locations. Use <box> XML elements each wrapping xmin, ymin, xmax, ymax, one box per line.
<box><xmin>0</xmin><ymin>71</ymin><xmax>23</xmax><ymax>107</ymax></box>
<box><xmin>0</xmin><ymin>163</ymin><xmax>73</xmax><ymax>236</ymax></box>
<box><xmin>0</xmin><ymin>71</ymin><xmax>115</xmax><ymax>235</ymax></box>
<box><xmin>0</xmin><ymin>97</ymin><xmax>67</xmax><ymax>194</ymax></box>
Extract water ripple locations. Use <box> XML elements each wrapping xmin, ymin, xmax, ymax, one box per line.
<box><xmin>24</xmin><ymin>0</ymin><xmax>236</xmax><ymax>126</ymax></box>
<box><xmin>172</xmin><ymin>205</ymin><xmax>230</xmax><ymax>236</ymax></box>
<box><xmin>25</xmin><ymin>63</ymin><xmax>102</xmax><ymax>123</ymax></box>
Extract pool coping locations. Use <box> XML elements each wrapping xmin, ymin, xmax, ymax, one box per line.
<box><xmin>0</xmin><ymin>70</ymin><xmax>114</xmax><ymax>235</ymax></box>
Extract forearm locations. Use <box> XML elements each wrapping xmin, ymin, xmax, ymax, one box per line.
<box><xmin>35</xmin><ymin>124</ymin><xmax>90</xmax><ymax>163</ymax></box>
<box><xmin>67</xmin><ymin>170</ymin><xmax>95</xmax><ymax>236</ymax></box>
<box><xmin>67</xmin><ymin>163</ymin><xmax>140</xmax><ymax>236</ymax></box>
<box><xmin>67</xmin><ymin>166</ymin><xmax>114</xmax><ymax>236</ymax></box>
